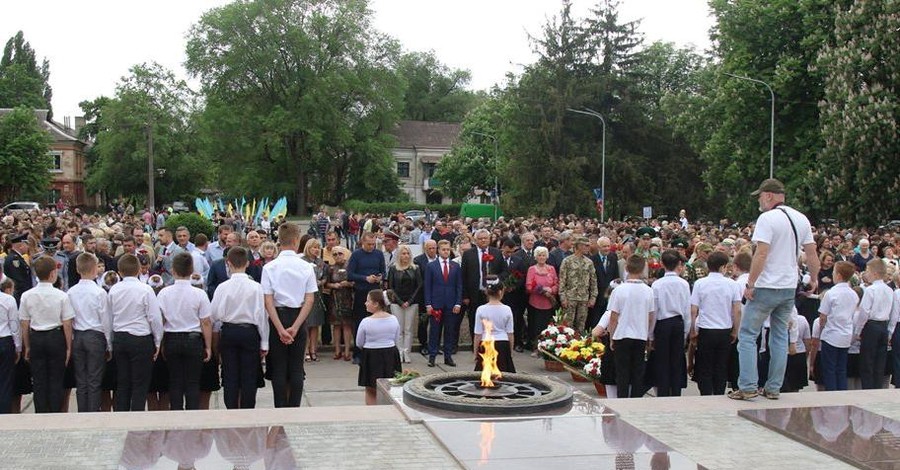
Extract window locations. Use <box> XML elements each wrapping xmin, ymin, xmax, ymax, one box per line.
<box><xmin>423</xmin><ymin>163</ymin><xmax>437</xmax><ymax>177</ymax></box>
<box><xmin>397</xmin><ymin>161</ymin><xmax>410</xmax><ymax>178</ymax></box>
<box><xmin>49</xmin><ymin>151</ymin><xmax>63</xmax><ymax>173</ymax></box>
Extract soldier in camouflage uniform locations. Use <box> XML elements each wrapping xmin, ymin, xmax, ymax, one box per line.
<box><xmin>683</xmin><ymin>242</ymin><xmax>713</xmax><ymax>289</ymax></box>
<box><xmin>558</xmin><ymin>237</ymin><xmax>598</xmax><ymax>333</ymax></box>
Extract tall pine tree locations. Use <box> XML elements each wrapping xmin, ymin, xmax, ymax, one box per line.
<box><xmin>0</xmin><ymin>31</ymin><xmax>53</xmax><ymax>118</ymax></box>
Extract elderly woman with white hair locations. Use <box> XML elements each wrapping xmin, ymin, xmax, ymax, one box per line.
<box><xmin>525</xmin><ymin>246</ymin><xmax>559</xmax><ymax>355</ymax></box>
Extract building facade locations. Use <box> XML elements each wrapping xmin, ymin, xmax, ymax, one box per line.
<box><xmin>390</xmin><ymin>120</ymin><xmax>461</xmax><ymax>204</ymax></box>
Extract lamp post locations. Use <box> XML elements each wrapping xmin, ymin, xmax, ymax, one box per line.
<box><xmin>471</xmin><ymin>131</ymin><xmax>499</xmax><ymax>221</ymax></box>
<box><xmin>724</xmin><ymin>72</ymin><xmax>775</xmax><ymax>179</ymax></box>
<box><xmin>566</xmin><ymin>107</ymin><xmax>606</xmax><ymax>222</ymax></box>
<box><xmin>146</xmin><ymin>123</ymin><xmax>155</xmax><ymax>213</ymax></box>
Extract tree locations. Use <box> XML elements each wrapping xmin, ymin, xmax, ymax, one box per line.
<box><xmin>0</xmin><ymin>106</ymin><xmax>53</xmax><ymax>201</ymax></box>
<box><xmin>85</xmin><ymin>63</ymin><xmax>206</xmax><ymax>205</ymax></box>
<box><xmin>433</xmin><ymin>99</ymin><xmax>502</xmax><ymax>201</ymax></box>
<box><xmin>397</xmin><ymin>51</ymin><xmax>480</xmax><ymax>122</ymax></box>
<box><xmin>0</xmin><ymin>31</ymin><xmax>53</xmax><ymax>117</ymax></box>
<box><xmin>813</xmin><ymin>0</ymin><xmax>899</xmax><ymax>226</ymax></box>
<box><xmin>186</xmin><ymin>0</ymin><xmax>405</xmax><ymax>214</ymax></box>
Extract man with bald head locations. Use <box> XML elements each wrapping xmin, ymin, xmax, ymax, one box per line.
<box><xmin>589</xmin><ymin>236</ymin><xmax>619</xmax><ymax>329</ymax></box>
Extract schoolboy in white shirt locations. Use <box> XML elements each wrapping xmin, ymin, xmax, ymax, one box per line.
<box><xmin>604</xmin><ymin>255</ymin><xmax>655</xmax><ymax>398</ymax></box>
<box><xmin>817</xmin><ymin>261</ymin><xmax>858</xmax><ymax>391</ymax></box>
<box><xmin>157</xmin><ymin>252</ymin><xmax>212</xmax><ymax>410</ymax></box>
<box><xmin>650</xmin><ymin>250</ymin><xmax>690</xmax><ymax>397</ymax></box>
<box><xmin>0</xmin><ymin>278</ymin><xmax>20</xmax><ymax>414</ymax></box>
<box><xmin>109</xmin><ymin>254</ymin><xmax>163</xmax><ymax>412</ymax></box>
<box><xmin>855</xmin><ymin>258</ymin><xmax>892</xmax><ymax>389</ymax></box>
<box><xmin>211</xmin><ymin>246</ymin><xmax>269</xmax><ymax>409</ymax></box>
<box><xmin>68</xmin><ymin>252</ymin><xmax>112</xmax><ymax>412</ymax></box>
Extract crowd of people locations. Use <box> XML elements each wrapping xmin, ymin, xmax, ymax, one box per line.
<box><xmin>0</xmin><ymin>180</ymin><xmax>898</xmax><ymax>413</ymax></box>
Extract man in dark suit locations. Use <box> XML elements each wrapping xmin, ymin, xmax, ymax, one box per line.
<box><xmin>413</xmin><ymin>239</ymin><xmax>439</xmax><ymax>356</ymax></box>
<box><xmin>3</xmin><ymin>233</ymin><xmax>33</xmax><ymax>304</ymax></box>
<box><xmin>205</xmin><ymin>232</ymin><xmax>260</xmax><ymax>299</ymax></box>
<box><xmin>588</xmin><ymin>236</ymin><xmax>620</xmax><ymax>329</ymax></box>
<box><xmin>461</xmin><ymin>229</ymin><xmax>507</xmax><ymax>340</ymax></box>
<box><xmin>424</xmin><ymin>240</ymin><xmax>463</xmax><ymax>367</ymax></box>
<box><xmin>500</xmin><ymin>238</ymin><xmax>529</xmax><ymax>351</ymax></box>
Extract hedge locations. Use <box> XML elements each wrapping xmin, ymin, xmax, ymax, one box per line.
<box><xmin>165</xmin><ymin>213</ymin><xmax>216</xmax><ymax>239</ymax></box>
<box><xmin>341</xmin><ymin>200</ymin><xmax>461</xmax><ymax>217</ymax></box>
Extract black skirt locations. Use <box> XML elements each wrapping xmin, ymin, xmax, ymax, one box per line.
<box><xmin>599</xmin><ymin>337</ymin><xmax>616</xmax><ymax>385</ymax></box>
<box><xmin>149</xmin><ymin>357</ymin><xmax>168</xmax><ymax>393</ymax></box>
<box><xmin>783</xmin><ymin>352</ymin><xmax>809</xmax><ymax>391</ymax></box>
<box><xmin>14</xmin><ymin>359</ymin><xmax>32</xmax><ymax>395</ymax></box>
<box><xmin>474</xmin><ymin>341</ymin><xmax>516</xmax><ymax>373</ymax></box>
<box><xmin>200</xmin><ymin>355</ymin><xmax>221</xmax><ymax>392</ymax></box>
<box><xmin>357</xmin><ymin>346</ymin><xmax>401</xmax><ymax>388</ymax></box>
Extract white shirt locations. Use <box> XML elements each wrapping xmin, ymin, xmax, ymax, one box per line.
<box><xmin>818</xmin><ymin>282</ymin><xmax>857</xmax><ymax>348</ymax></box>
<box><xmin>890</xmin><ymin>289</ymin><xmax>900</xmax><ymax>337</ymax></box>
<box><xmin>261</xmin><ymin>250</ymin><xmax>318</xmax><ymax>308</ymax></box>
<box><xmin>855</xmin><ymin>280</ymin><xmax>893</xmax><ymax>334</ymax></box>
<box><xmin>108</xmin><ymin>277</ymin><xmax>164</xmax><ymax>346</ymax></box>
<box><xmin>19</xmin><ymin>282</ymin><xmax>75</xmax><ymax>330</ymax></box>
<box><xmin>651</xmin><ymin>272</ymin><xmax>691</xmax><ymax>339</ymax></box>
<box><xmin>211</xmin><ymin>273</ymin><xmax>269</xmax><ymax>351</ymax></box>
<box><xmin>811</xmin><ymin>318</ymin><xmax>822</xmax><ymax>352</ymax></box>
<box><xmin>790</xmin><ymin>309</ymin><xmax>810</xmax><ymax>354</ymax></box>
<box><xmin>0</xmin><ymin>292</ymin><xmax>21</xmax><ymax>351</ymax></box>
<box><xmin>68</xmin><ymin>279</ymin><xmax>112</xmax><ymax>347</ymax></box>
<box><xmin>608</xmin><ymin>280</ymin><xmax>655</xmax><ymax>341</ymax></box>
<box><xmin>691</xmin><ymin>273</ymin><xmax>741</xmax><ymax>330</ymax></box>
<box><xmin>191</xmin><ymin>250</ymin><xmax>210</xmax><ymax>279</ymax></box>
<box><xmin>356</xmin><ymin>315</ymin><xmax>400</xmax><ymax>349</ymax></box>
<box><xmin>474</xmin><ymin>304</ymin><xmax>515</xmax><ymax>341</ymax></box>
<box><xmin>752</xmin><ymin>205</ymin><xmax>813</xmax><ymax>289</ymax></box>
<box><xmin>157</xmin><ymin>280</ymin><xmax>212</xmax><ymax>333</ymax></box>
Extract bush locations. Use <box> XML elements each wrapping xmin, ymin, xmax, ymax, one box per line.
<box><xmin>165</xmin><ymin>213</ymin><xmax>215</xmax><ymax>240</ymax></box>
<box><xmin>341</xmin><ymin>200</ymin><xmax>461</xmax><ymax>217</ymax></box>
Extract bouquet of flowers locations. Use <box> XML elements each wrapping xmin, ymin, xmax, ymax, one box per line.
<box><xmin>501</xmin><ymin>269</ymin><xmax>525</xmax><ymax>291</ymax></box>
<box><xmin>536</xmin><ymin>323</ymin><xmax>576</xmax><ymax>360</ymax></box>
<box><xmin>582</xmin><ymin>357</ymin><xmax>603</xmax><ymax>381</ymax></box>
<box><xmin>559</xmin><ymin>337</ymin><xmax>605</xmax><ymax>367</ymax></box>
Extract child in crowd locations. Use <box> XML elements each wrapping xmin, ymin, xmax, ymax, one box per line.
<box><xmin>817</xmin><ymin>261</ymin><xmax>857</xmax><ymax>391</ymax></box>
<box><xmin>68</xmin><ymin>253</ymin><xmax>111</xmax><ymax>412</ymax></box>
<box><xmin>0</xmin><ymin>278</ymin><xmax>19</xmax><ymax>414</ymax></box>
<box><xmin>605</xmin><ymin>255</ymin><xmax>655</xmax><ymax>398</ymax></box>
<box><xmin>690</xmin><ymin>252</ymin><xmax>741</xmax><ymax>396</ymax></box>
<box><xmin>356</xmin><ymin>290</ymin><xmax>400</xmax><ymax>406</ymax></box>
<box><xmin>473</xmin><ymin>282</ymin><xmax>516</xmax><ymax>373</ymax></box>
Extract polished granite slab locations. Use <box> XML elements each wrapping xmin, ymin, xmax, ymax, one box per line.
<box><xmin>739</xmin><ymin>406</ymin><xmax>900</xmax><ymax>470</ymax></box>
<box><xmin>118</xmin><ymin>426</ymin><xmax>296</xmax><ymax>470</ymax></box>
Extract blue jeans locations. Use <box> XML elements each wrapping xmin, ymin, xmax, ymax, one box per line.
<box><xmin>737</xmin><ymin>287</ymin><xmax>794</xmax><ymax>393</ymax></box>
<box><xmin>819</xmin><ymin>340</ymin><xmax>848</xmax><ymax>391</ymax></box>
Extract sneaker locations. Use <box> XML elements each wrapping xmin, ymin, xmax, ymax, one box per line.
<box><xmin>762</xmin><ymin>389</ymin><xmax>780</xmax><ymax>400</ymax></box>
<box><xmin>727</xmin><ymin>389</ymin><xmax>759</xmax><ymax>401</ymax></box>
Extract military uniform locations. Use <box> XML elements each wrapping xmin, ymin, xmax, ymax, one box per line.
<box><xmin>3</xmin><ymin>249</ymin><xmax>32</xmax><ymax>304</ymax></box>
<box><xmin>558</xmin><ymin>254</ymin><xmax>598</xmax><ymax>332</ymax></box>
<box><xmin>33</xmin><ymin>238</ymin><xmax>69</xmax><ymax>291</ymax></box>
<box><xmin>682</xmin><ymin>260</ymin><xmax>709</xmax><ymax>290</ymax></box>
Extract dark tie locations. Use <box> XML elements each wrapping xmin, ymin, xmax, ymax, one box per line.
<box><xmin>601</xmin><ymin>255</ymin><xmax>606</xmax><ymax>270</ymax></box>
<box><xmin>443</xmin><ymin>260</ymin><xmax>449</xmax><ymax>282</ymax></box>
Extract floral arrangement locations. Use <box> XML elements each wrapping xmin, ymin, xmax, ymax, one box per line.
<box><xmin>536</xmin><ymin>323</ymin><xmax>576</xmax><ymax>359</ymax></box>
<box><xmin>582</xmin><ymin>357</ymin><xmax>603</xmax><ymax>380</ymax></box>
<box><xmin>501</xmin><ymin>269</ymin><xmax>525</xmax><ymax>290</ymax></box>
<box><xmin>558</xmin><ymin>337</ymin><xmax>605</xmax><ymax>367</ymax></box>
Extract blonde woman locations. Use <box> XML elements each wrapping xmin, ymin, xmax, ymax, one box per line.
<box><xmin>386</xmin><ymin>245</ymin><xmax>421</xmax><ymax>363</ymax></box>
<box><xmin>300</xmin><ymin>239</ymin><xmax>329</xmax><ymax>362</ymax></box>
<box><xmin>260</xmin><ymin>241</ymin><xmax>277</xmax><ymax>265</ymax></box>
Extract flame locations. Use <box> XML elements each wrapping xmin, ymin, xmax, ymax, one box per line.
<box><xmin>478</xmin><ymin>421</ymin><xmax>495</xmax><ymax>465</ymax></box>
<box><xmin>479</xmin><ymin>318</ymin><xmax>502</xmax><ymax>387</ymax></box>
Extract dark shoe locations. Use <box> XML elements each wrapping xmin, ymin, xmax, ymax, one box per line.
<box><xmin>428</xmin><ymin>357</ymin><xmax>436</xmax><ymax>367</ymax></box>
<box><xmin>420</xmin><ymin>347</ymin><xmax>429</xmax><ymax>357</ymax></box>
<box><xmin>727</xmin><ymin>389</ymin><xmax>758</xmax><ymax>401</ymax></box>
<box><xmin>352</xmin><ymin>356</ymin><xmax>360</xmax><ymax>365</ymax></box>
<box><xmin>514</xmin><ymin>345</ymin><xmax>524</xmax><ymax>353</ymax></box>
<box><xmin>445</xmin><ymin>358</ymin><xmax>457</xmax><ymax>367</ymax></box>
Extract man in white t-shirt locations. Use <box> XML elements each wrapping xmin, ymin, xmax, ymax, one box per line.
<box><xmin>730</xmin><ymin>178</ymin><xmax>819</xmax><ymax>400</ymax></box>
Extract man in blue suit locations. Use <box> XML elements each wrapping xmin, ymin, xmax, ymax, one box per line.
<box><xmin>424</xmin><ymin>240</ymin><xmax>463</xmax><ymax>367</ymax></box>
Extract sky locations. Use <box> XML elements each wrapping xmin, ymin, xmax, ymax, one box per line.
<box><xmin>1</xmin><ymin>0</ymin><xmax>714</xmax><ymax>122</ymax></box>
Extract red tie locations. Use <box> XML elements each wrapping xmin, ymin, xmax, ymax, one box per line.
<box><xmin>443</xmin><ymin>260</ymin><xmax>449</xmax><ymax>282</ymax></box>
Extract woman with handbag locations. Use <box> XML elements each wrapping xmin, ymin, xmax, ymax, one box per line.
<box><xmin>526</xmin><ymin>246</ymin><xmax>559</xmax><ymax>356</ymax></box>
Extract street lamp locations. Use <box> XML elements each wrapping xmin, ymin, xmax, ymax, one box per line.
<box><xmin>724</xmin><ymin>72</ymin><xmax>775</xmax><ymax>179</ymax></box>
<box><xmin>146</xmin><ymin>123</ymin><xmax>155</xmax><ymax>212</ymax></box>
<box><xmin>566</xmin><ymin>107</ymin><xmax>606</xmax><ymax>222</ymax></box>
<box><xmin>471</xmin><ymin>131</ymin><xmax>499</xmax><ymax>221</ymax></box>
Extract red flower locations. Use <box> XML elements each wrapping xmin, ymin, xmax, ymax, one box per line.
<box><xmin>252</xmin><ymin>258</ymin><xmax>263</xmax><ymax>267</ymax></box>
<box><xmin>431</xmin><ymin>309</ymin><xmax>443</xmax><ymax>322</ymax></box>
<box><xmin>511</xmin><ymin>269</ymin><xmax>525</xmax><ymax>280</ymax></box>
<box><xmin>481</xmin><ymin>252</ymin><xmax>494</xmax><ymax>263</ymax></box>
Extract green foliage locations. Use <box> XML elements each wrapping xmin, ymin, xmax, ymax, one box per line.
<box><xmin>186</xmin><ymin>0</ymin><xmax>405</xmax><ymax>214</ymax></box>
<box><xmin>342</xmin><ymin>199</ymin><xmax>460</xmax><ymax>217</ymax></box>
<box><xmin>433</xmin><ymin>100</ymin><xmax>501</xmax><ymax>201</ymax></box>
<box><xmin>397</xmin><ymin>51</ymin><xmax>481</xmax><ymax>122</ymax></box>
<box><xmin>0</xmin><ymin>31</ymin><xmax>52</xmax><ymax>117</ymax></box>
<box><xmin>84</xmin><ymin>63</ymin><xmax>206</xmax><ymax>205</ymax></box>
<box><xmin>0</xmin><ymin>106</ymin><xmax>52</xmax><ymax>201</ymax></box>
<box><xmin>165</xmin><ymin>212</ymin><xmax>215</xmax><ymax>239</ymax></box>
<box><xmin>812</xmin><ymin>0</ymin><xmax>899</xmax><ymax>226</ymax></box>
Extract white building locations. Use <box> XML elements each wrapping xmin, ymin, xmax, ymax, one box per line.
<box><xmin>390</xmin><ymin>120</ymin><xmax>460</xmax><ymax>204</ymax></box>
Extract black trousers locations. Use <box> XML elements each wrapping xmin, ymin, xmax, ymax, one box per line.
<box><xmin>587</xmin><ymin>297</ymin><xmax>609</xmax><ymax>331</ymax></box>
<box><xmin>653</xmin><ymin>316</ymin><xmax>685</xmax><ymax>397</ymax></box>
<box><xmin>613</xmin><ymin>338</ymin><xmax>646</xmax><ymax>398</ymax></box>
<box><xmin>220</xmin><ymin>323</ymin><xmax>261</xmax><ymax>409</ymax></box>
<box><xmin>467</xmin><ymin>292</ymin><xmax>487</xmax><ymax>339</ymax></box>
<box><xmin>268</xmin><ymin>307</ymin><xmax>307</xmax><ymax>407</ymax></box>
<box><xmin>527</xmin><ymin>307</ymin><xmax>554</xmax><ymax>346</ymax></box>
<box><xmin>30</xmin><ymin>328</ymin><xmax>66</xmax><ymax>413</ymax></box>
<box><xmin>695</xmin><ymin>328</ymin><xmax>732</xmax><ymax>396</ymax></box>
<box><xmin>164</xmin><ymin>332</ymin><xmax>204</xmax><ymax>410</ymax></box>
<box><xmin>72</xmin><ymin>329</ymin><xmax>107</xmax><ymax>412</ymax></box>
<box><xmin>0</xmin><ymin>336</ymin><xmax>16</xmax><ymax>414</ymax></box>
<box><xmin>859</xmin><ymin>320</ymin><xmax>888</xmax><ymax>390</ymax></box>
<box><xmin>113</xmin><ymin>332</ymin><xmax>155</xmax><ymax>412</ymax></box>
<box><xmin>417</xmin><ymin>304</ymin><xmax>429</xmax><ymax>352</ymax></box>
<box><xmin>506</xmin><ymin>293</ymin><xmax>528</xmax><ymax>348</ymax></box>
